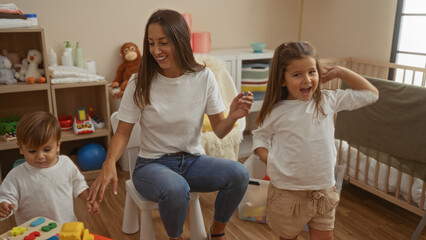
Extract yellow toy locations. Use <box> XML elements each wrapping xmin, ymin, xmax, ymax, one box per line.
<box><xmin>10</xmin><ymin>226</ymin><xmax>27</xmax><ymax>236</ymax></box>
<box><xmin>59</xmin><ymin>222</ymin><xmax>94</xmax><ymax>240</ymax></box>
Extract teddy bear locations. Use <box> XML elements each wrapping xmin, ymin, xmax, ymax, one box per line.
<box><xmin>1</xmin><ymin>49</ymin><xmax>25</xmax><ymax>71</ymax></box>
<box><xmin>0</xmin><ymin>55</ymin><xmax>17</xmax><ymax>85</ymax></box>
<box><xmin>14</xmin><ymin>58</ymin><xmax>29</xmax><ymax>82</ymax></box>
<box><xmin>110</xmin><ymin>42</ymin><xmax>141</xmax><ymax>98</ymax></box>
<box><xmin>25</xmin><ymin>49</ymin><xmax>46</xmax><ymax>84</ymax></box>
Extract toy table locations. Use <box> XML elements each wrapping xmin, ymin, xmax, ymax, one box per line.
<box><xmin>0</xmin><ymin>217</ymin><xmax>62</xmax><ymax>239</ymax></box>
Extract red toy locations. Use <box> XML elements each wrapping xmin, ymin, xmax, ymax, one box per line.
<box><xmin>262</xmin><ymin>174</ymin><xmax>270</xmax><ymax>181</ymax></box>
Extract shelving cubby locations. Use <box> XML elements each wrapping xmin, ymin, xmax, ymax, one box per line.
<box><xmin>0</xmin><ymin>27</ymin><xmax>51</xmax><ymax>181</ymax></box>
<box><xmin>0</xmin><ymin>27</ymin><xmax>111</xmax><ymax>182</ymax></box>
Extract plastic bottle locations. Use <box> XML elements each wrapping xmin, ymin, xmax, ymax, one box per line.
<box><xmin>48</xmin><ymin>47</ymin><xmax>58</xmax><ymax>66</ymax></box>
<box><xmin>75</xmin><ymin>42</ymin><xmax>84</xmax><ymax>68</ymax></box>
<box><xmin>61</xmin><ymin>41</ymin><xmax>73</xmax><ymax>66</ymax></box>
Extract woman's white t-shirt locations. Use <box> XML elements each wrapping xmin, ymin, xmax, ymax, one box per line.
<box><xmin>118</xmin><ymin>68</ymin><xmax>226</xmax><ymax>159</ymax></box>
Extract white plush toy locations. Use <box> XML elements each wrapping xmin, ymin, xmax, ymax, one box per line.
<box><xmin>0</xmin><ymin>55</ymin><xmax>17</xmax><ymax>85</ymax></box>
<box><xmin>14</xmin><ymin>58</ymin><xmax>29</xmax><ymax>82</ymax></box>
<box><xmin>25</xmin><ymin>49</ymin><xmax>46</xmax><ymax>84</ymax></box>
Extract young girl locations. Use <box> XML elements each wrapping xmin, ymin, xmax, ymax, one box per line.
<box><xmin>252</xmin><ymin>42</ymin><xmax>378</xmax><ymax>240</ymax></box>
<box><xmin>88</xmin><ymin>9</ymin><xmax>253</xmax><ymax>240</ymax></box>
<box><xmin>0</xmin><ymin>111</ymin><xmax>99</xmax><ymax>225</ymax></box>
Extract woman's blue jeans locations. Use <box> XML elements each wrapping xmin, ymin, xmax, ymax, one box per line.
<box><xmin>132</xmin><ymin>153</ymin><xmax>249</xmax><ymax>238</ymax></box>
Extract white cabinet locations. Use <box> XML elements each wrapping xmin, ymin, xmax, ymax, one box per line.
<box><xmin>210</xmin><ymin>48</ymin><xmax>274</xmax><ymax>112</ymax></box>
<box><xmin>209</xmin><ymin>48</ymin><xmax>274</xmax><ymax>158</ymax></box>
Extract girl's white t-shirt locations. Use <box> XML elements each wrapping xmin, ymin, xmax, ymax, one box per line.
<box><xmin>118</xmin><ymin>68</ymin><xmax>225</xmax><ymax>159</ymax></box>
<box><xmin>252</xmin><ymin>89</ymin><xmax>378</xmax><ymax>190</ymax></box>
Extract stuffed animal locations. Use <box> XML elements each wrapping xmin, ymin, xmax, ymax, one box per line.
<box><xmin>0</xmin><ymin>55</ymin><xmax>17</xmax><ymax>85</ymax></box>
<box><xmin>14</xmin><ymin>58</ymin><xmax>29</xmax><ymax>82</ymax></box>
<box><xmin>25</xmin><ymin>49</ymin><xmax>46</xmax><ymax>84</ymax></box>
<box><xmin>1</xmin><ymin>49</ymin><xmax>24</xmax><ymax>70</ymax></box>
<box><xmin>110</xmin><ymin>42</ymin><xmax>141</xmax><ymax>98</ymax></box>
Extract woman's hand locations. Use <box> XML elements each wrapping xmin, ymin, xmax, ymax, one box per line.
<box><xmin>229</xmin><ymin>91</ymin><xmax>254</xmax><ymax>120</ymax></box>
<box><xmin>87</xmin><ymin>158</ymin><xmax>118</xmax><ymax>203</ymax></box>
<box><xmin>208</xmin><ymin>91</ymin><xmax>253</xmax><ymax>139</ymax></box>
<box><xmin>87</xmin><ymin>120</ymin><xmax>135</xmax><ymax>203</ymax></box>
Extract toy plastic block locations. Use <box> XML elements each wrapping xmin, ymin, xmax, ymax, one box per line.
<box><xmin>24</xmin><ymin>231</ymin><xmax>40</xmax><ymax>240</ymax></box>
<box><xmin>42</xmin><ymin>222</ymin><xmax>58</xmax><ymax>232</ymax></box>
<box><xmin>82</xmin><ymin>229</ymin><xmax>94</xmax><ymax>240</ymax></box>
<box><xmin>46</xmin><ymin>235</ymin><xmax>60</xmax><ymax>240</ymax></box>
<box><xmin>60</xmin><ymin>222</ymin><xmax>85</xmax><ymax>240</ymax></box>
<box><xmin>30</xmin><ymin>217</ymin><xmax>46</xmax><ymax>227</ymax></box>
<box><xmin>10</xmin><ymin>226</ymin><xmax>27</xmax><ymax>236</ymax></box>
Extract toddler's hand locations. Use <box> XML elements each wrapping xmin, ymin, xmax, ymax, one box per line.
<box><xmin>87</xmin><ymin>200</ymin><xmax>100</xmax><ymax>215</ymax></box>
<box><xmin>0</xmin><ymin>201</ymin><xmax>15</xmax><ymax>218</ymax></box>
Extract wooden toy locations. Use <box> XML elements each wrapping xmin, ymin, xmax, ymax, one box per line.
<box><xmin>0</xmin><ymin>217</ymin><xmax>111</xmax><ymax>240</ymax></box>
<box><xmin>0</xmin><ymin>217</ymin><xmax>62</xmax><ymax>240</ymax></box>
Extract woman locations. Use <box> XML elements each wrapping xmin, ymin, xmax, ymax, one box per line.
<box><xmin>88</xmin><ymin>9</ymin><xmax>253</xmax><ymax>240</ymax></box>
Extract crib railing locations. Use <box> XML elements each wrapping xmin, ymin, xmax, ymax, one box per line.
<box><xmin>321</xmin><ymin>57</ymin><xmax>426</xmax><ymax>87</ymax></box>
<box><xmin>336</xmin><ymin>139</ymin><xmax>426</xmax><ymax>216</ymax></box>
<box><xmin>322</xmin><ymin>57</ymin><xmax>426</xmax><ymax>216</ymax></box>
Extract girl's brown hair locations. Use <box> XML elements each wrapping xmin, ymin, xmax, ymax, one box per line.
<box><xmin>134</xmin><ymin>9</ymin><xmax>204</xmax><ymax>108</ymax></box>
<box><xmin>16</xmin><ymin>111</ymin><xmax>61</xmax><ymax>148</ymax></box>
<box><xmin>256</xmin><ymin>41</ymin><xmax>324</xmax><ymax>125</ymax></box>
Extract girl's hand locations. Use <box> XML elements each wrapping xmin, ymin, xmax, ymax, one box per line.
<box><xmin>321</xmin><ymin>65</ymin><xmax>344</xmax><ymax>83</ymax></box>
<box><xmin>0</xmin><ymin>201</ymin><xmax>14</xmax><ymax>218</ymax></box>
<box><xmin>87</xmin><ymin>160</ymin><xmax>118</xmax><ymax>203</ymax></box>
<box><xmin>322</xmin><ymin>65</ymin><xmax>379</xmax><ymax>94</ymax></box>
<box><xmin>229</xmin><ymin>91</ymin><xmax>254</xmax><ymax>120</ymax></box>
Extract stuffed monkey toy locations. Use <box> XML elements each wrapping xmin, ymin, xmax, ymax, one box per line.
<box><xmin>111</xmin><ymin>42</ymin><xmax>141</xmax><ymax>98</ymax></box>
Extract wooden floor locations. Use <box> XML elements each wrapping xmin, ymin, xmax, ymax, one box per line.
<box><xmin>1</xmin><ymin>170</ymin><xmax>425</xmax><ymax>240</ymax></box>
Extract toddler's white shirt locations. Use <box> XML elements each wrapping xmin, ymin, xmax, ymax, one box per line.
<box><xmin>0</xmin><ymin>155</ymin><xmax>88</xmax><ymax>224</ymax></box>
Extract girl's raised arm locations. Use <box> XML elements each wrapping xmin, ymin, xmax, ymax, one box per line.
<box><xmin>322</xmin><ymin>66</ymin><xmax>378</xmax><ymax>95</ymax></box>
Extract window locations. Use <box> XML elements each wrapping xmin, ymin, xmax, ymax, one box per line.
<box><xmin>390</xmin><ymin>0</ymin><xmax>426</xmax><ymax>85</ymax></box>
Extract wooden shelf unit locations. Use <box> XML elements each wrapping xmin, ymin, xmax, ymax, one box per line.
<box><xmin>0</xmin><ymin>27</ymin><xmax>111</xmax><ymax>182</ymax></box>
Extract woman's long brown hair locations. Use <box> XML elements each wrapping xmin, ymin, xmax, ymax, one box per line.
<box><xmin>134</xmin><ymin>9</ymin><xmax>204</xmax><ymax>108</ymax></box>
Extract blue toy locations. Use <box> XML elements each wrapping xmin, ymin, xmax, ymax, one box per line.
<box><xmin>30</xmin><ymin>217</ymin><xmax>45</xmax><ymax>227</ymax></box>
<box><xmin>77</xmin><ymin>143</ymin><xmax>106</xmax><ymax>171</ymax></box>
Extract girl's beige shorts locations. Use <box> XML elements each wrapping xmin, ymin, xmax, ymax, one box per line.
<box><xmin>266</xmin><ymin>183</ymin><xmax>340</xmax><ymax>239</ymax></box>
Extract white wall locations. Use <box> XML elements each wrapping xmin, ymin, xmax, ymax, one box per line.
<box><xmin>301</xmin><ymin>0</ymin><xmax>398</xmax><ymax>61</ymax></box>
<box><xmin>4</xmin><ymin>0</ymin><xmax>298</xmax><ymax>82</ymax></box>
<box><xmin>2</xmin><ymin>0</ymin><xmax>398</xmax><ymax>81</ymax></box>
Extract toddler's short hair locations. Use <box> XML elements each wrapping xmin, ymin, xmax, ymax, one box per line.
<box><xmin>16</xmin><ymin>111</ymin><xmax>61</xmax><ymax>148</ymax></box>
